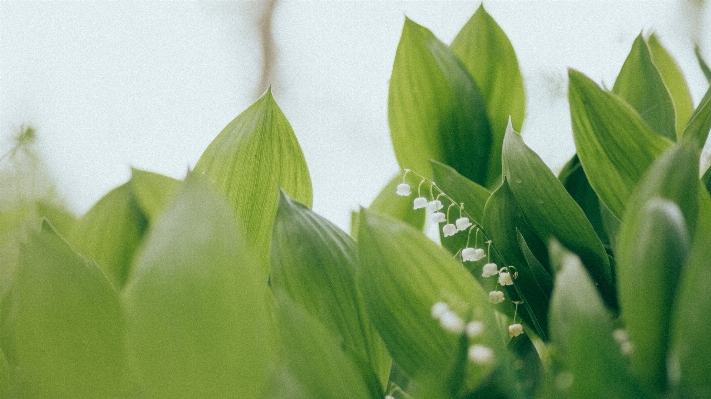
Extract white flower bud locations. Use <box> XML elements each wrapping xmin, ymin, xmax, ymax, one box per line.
<box><xmin>443</xmin><ymin>223</ymin><xmax>458</xmax><ymax>237</ymax></box>
<box><xmin>427</xmin><ymin>200</ymin><xmax>443</xmax><ymax>212</ymax></box>
<box><xmin>468</xmin><ymin>344</ymin><xmax>494</xmax><ymax>365</ymax></box>
<box><xmin>430</xmin><ymin>212</ymin><xmax>446</xmax><ymax>223</ymax></box>
<box><xmin>489</xmin><ymin>290</ymin><xmax>505</xmax><ymax>304</ymax></box>
<box><xmin>439</xmin><ymin>310</ymin><xmax>465</xmax><ymax>333</ymax></box>
<box><xmin>396</xmin><ymin>183</ymin><xmax>411</xmax><ymax>196</ymax></box>
<box><xmin>482</xmin><ymin>263</ymin><xmax>498</xmax><ymax>277</ymax></box>
<box><xmin>431</xmin><ymin>301</ymin><xmax>449</xmax><ymax>319</ymax></box>
<box><xmin>455</xmin><ymin>216</ymin><xmax>472</xmax><ymax>231</ymax></box>
<box><xmin>462</xmin><ymin>247</ymin><xmax>485</xmax><ymax>262</ymax></box>
<box><xmin>413</xmin><ymin>197</ymin><xmax>428</xmax><ymax>209</ymax></box>
<box><xmin>498</xmin><ymin>271</ymin><xmax>513</xmax><ymax>286</ymax></box>
<box><xmin>466</xmin><ymin>321</ymin><xmax>484</xmax><ymax>338</ymax></box>
<box><xmin>509</xmin><ymin>323</ymin><xmax>524</xmax><ymax>337</ymax></box>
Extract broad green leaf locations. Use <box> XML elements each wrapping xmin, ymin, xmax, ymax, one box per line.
<box><xmin>516</xmin><ymin>230</ymin><xmax>553</xmax><ymax>299</ymax></box>
<box><xmin>612</xmin><ymin>34</ymin><xmax>676</xmax><ymax>140</ymax></box>
<box><xmin>130</xmin><ymin>167</ymin><xmax>181</xmax><ymax>223</ymax></box>
<box><xmin>266</xmin><ymin>295</ymin><xmax>382</xmax><ymax>399</ymax></box>
<box><xmin>647</xmin><ymin>34</ymin><xmax>694</xmax><ymax>136</ymax></box>
<box><xmin>548</xmin><ymin>242</ymin><xmax>648</xmax><ymax>399</ymax></box>
<box><xmin>193</xmin><ymin>88</ymin><xmax>312</xmax><ymax>271</ymax></box>
<box><xmin>1</xmin><ymin>221</ymin><xmax>126</xmax><ymax>397</ymax></box>
<box><xmin>568</xmin><ymin>69</ymin><xmax>672</xmax><ymax>219</ymax></box>
<box><xmin>357</xmin><ymin>209</ymin><xmax>510</xmax><ymax>396</ymax></box>
<box><xmin>682</xmin><ymin>84</ymin><xmax>711</xmax><ymax>149</ymax></box>
<box><xmin>451</xmin><ymin>4</ymin><xmax>525</xmax><ymax>187</ymax></box>
<box><xmin>694</xmin><ymin>44</ymin><xmax>711</xmax><ymax>83</ymax></box>
<box><xmin>34</xmin><ymin>201</ymin><xmax>76</xmax><ymax>238</ymax></box>
<box><xmin>70</xmin><ymin>182</ymin><xmax>147</xmax><ymax>289</ymax></box>
<box><xmin>482</xmin><ymin>181</ymin><xmax>549</xmax><ymax>339</ymax></box>
<box><xmin>502</xmin><ymin>123</ymin><xmax>614</xmax><ymax>308</ymax></box>
<box><xmin>558</xmin><ymin>155</ymin><xmax>612</xmax><ymax>249</ymax></box>
<box><xmin>271</xmin><ymin>191</ymin><xmax>390</xmax><ymax>387</ymax></box>
<box><xmin>123</xmin><ymin>179</ymin><xmax>270</xmax><ymax>399</ymax></box>
<box><xmin>669</xmin><ymin>192</ymin><xmax>711</xmax><ymax>398</ymax></box>
<box><xmin>388</xmin><ymin>18</ymin><xmax>492</xmax><ymax>186</ymax></box>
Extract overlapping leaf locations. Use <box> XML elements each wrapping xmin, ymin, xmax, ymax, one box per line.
<box><xmin>682</xmin><ymin>84</ymin><xmax>711</xmax><ymax>149</ymax></box>
<box><xmin>451</xmin><ymin>4</ymin><xmax>525</xmax><ymax>187</ymax></box>
<box><xmin>130</xmin><ymin>168</ymin><xmax>181</xmax><ymax>223</ymax></box>
<box><xmin>388</xmin><ymin>18</ymin><xmax>492</xmax><ymax>186</ymax></box>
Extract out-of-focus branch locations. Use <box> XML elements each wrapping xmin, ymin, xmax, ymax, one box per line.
<box><xmin>255</xmin><ymin>0</ymin><xmax>278</xmax><ymax>97</ymax></box>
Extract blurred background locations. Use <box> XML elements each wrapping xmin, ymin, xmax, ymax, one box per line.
<box><xmin>1</xmin><ymin>1</ymin><xmax>710</xmax><ymax>231</ymax></box>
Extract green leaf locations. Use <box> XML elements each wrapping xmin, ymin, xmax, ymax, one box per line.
<box><xmin>516</xmin><ymin>230</ymin><xmax>553</xmax><ymax>300</ymax></box>
<box><xmin>694</xmin><ymin>44</ymin><xmax>711</xmax><ymax>83</ymax></box>
<box><xmin>357</xmin><ymin>209</ymin><xmax>509</xmax><ymax>396</ymax></box>
<box><xmin>1</xmin><ymin>221</ymin><xmax>126</xmax><ymax>397</ymax></box>
<box><xmin>451</xmin><ymin>4</ymin><xmax>525</xmax><ymax>187</ymax></box>
<box><xmin>193</xmin><ymin>88</ymin><xmax>312</xmax><ymax>271</ymax></box>
<box><xmin>548</xmin><ymin>241</ymin><xmax>649</xmax><ymax>399</ymax></box>
<box><xmin>130</xmin><ymin>167</ymin><xmax>181</xmax><ymax>223</ymax></box>
<box><xmin>270</xmin><ymin>191</ymin><xmax>390</xmax><ymax>387</ymax></box>
<box><xmin>266</xmin><ymin>295</ymin><xmax>383</xmax><ymax>399</ymax></box>
<box><xmin>612</xmin><ymin>34</ymin><xmax>676</xmax><ymax>140</ymax></box>
<box><xmin>369</xmin><ymin>174</ymin><xmax>426</xmax><ymax>232</ymax></box>
<box><xmin>682</xmin><ymin>84</ymin><xmax>711</xmax><ymax>149</ymax></box>
<box><xmin>122</xmin><ymin>178</ymin><xmax>270</xmax><ymax>398</ymax></box>
<box><xmin>647</xmin><ymin>34</ymin><xmax>694</xmax><ymax>136</ymax></box>
<box><xmin>70</xmin><ymin>182</ymin><xmax>147</xmax><ymax>289</ymax></box>
<box><xmin>669</xmin><ymin>192</ymin><xmax>711</xmax><ymax>398</ymax></box>
<box><xmin>507</xmin><ymin>331</ymin><xmax>544</xmax><ymax>398</ymax></box>
<box><xmin>430</xmin><ymin>160</ymin><xmax>491</xmax><ymax>224</ymax></box>
<box><xmin>502</xmin><ymin>124</ymin><xmax>614</xmax><ymax>307</ymax></box>
<box><xmin>568</xmin><ymin>69</ymin><xmax>672</xmax><ymax>219</ymax></box>
<box><xmin>388</xmin><ymin>18</ymin><xmax>493</xmax><ymax>186</ymax></box>
<box><xmin>482</xmin><ymin>181</ymin><xmax>549</xmax><ymax>339</ymax></box>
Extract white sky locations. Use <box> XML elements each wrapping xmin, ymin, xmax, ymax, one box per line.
<box><xmin>1</xmin><ymin>1</ymin><xmax>710</xmax><ymax>231</ymax></box>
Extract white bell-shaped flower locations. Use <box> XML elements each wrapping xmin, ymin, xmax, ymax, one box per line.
<box><xmin>396</xmin><ymin>183</ymin><xmax>411</xmax><ymax>196</ymax></box>
<box><xmin>413</xmin><ymin>197</ymin><xmax>428</xmax><ymax>209</ymax></box>
<box><xmin>439</xmin><ymin>310</ymin><xmax>465</xmax><ymax>333</ymax></box>
<box><xmin>482</xmin><ymin>263</ymin><xmax>499</xmax><ymax>278</ymax></box>
<box><xmin>498</xmin><ymin>271</ymin><xmax>513</xmax><ymax>286</ymax></box>
<box><xmin>443</xmin><ymin>223</ymin><xmax>458</xmax><ymax>237</ymax></box>
<box><xmin>427</xmin><ymin>200</ymin><xmax>443</xmax><ymax>212</ymax></box>
<box><xmin>489</xmin><ymin>290</ymin><xmax>505</xmax><ymax>304</ymax></box>
<box><xmin>509</xmin><ymin>323</ymin><xmax>524</xmax><ymax>337</ymax></box>
<box><xmin>430</xmin><ymin>212</ymin><xmax>446</xmax><ymax>223</ymax></box>
<box><xmin>468</xmin><ymin>344</ymin><xmax>494</xmax><ymax>365</ymax></box>
<box><xmin>462</xmin><ymin>247</ymin><xmax>485</xmax><ymax>262</ymax></box>
<box><xmin>466</xmin><ymin>321</ymin><xmax>484</xmax><ymax>338</ymax></box>
<box><xmin>431</xmin><ymin>301</ymin><xmax>449</xmax><ymax>319</ymax></box>
<box><xmin>455</xmin><ymin>216</ymin><xmax>472</xmax><ymax>231</ymax></box>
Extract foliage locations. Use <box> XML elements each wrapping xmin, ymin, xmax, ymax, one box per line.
<box><xmin>2</xmin><ymin>4</ymin><xmax>711</xmax><ymax>398</ymax></box>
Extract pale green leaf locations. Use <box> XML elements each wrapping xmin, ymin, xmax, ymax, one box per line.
<box><xmin>451</xmin><ymin>4</ymin><xmax>525</xmax><ymax>187</ymax></box>
<box><xmin>193</xmin><ymin>88</ymin><xmax>312</xmax><ymax>271</ymax></box>
<box><xmin>613</xmin><ymin>34</ymin><xmax>676</xmax><ymax>140</ymax></box>
<box><xmin>694</xmin><ymin>44</ymin><xmax>711</xmax><ymax>83</ymax></box>
<box><xmin>682</xmin><ymin>84</ymin><xmax>711</xmax><ymax>149</ymax></box>
<box><xmin>1</xmin><ymin>221</ymin><xmax>126</xmax><ymax>397</ymax></box>
<box><xmin>647</xmin><ymin>34</ymin><xmax>694</xmax><ymax>137</ymax></box>
<box><xmin>271</xmin><ymin>191</ymin><xmax>390</xmax><ymax>387</ymax></box>
<box><xmin>568</xmin><ymin>69</ymin><xmax>672</xmax><ymax>219</ymax></box>
<box><xmin>388</xmin><ymin>18</ymin><xmax>492</xmax><ymax>186</ymax></box>
<box><xmin>130</xmin><ymin>167</ymin><xmax>181</xmax><ymax>223</ymax></box>
<box><xmin>122</xmin><ymin>178</ymin><xmax>270</xmax><ymax>398</ymax></box>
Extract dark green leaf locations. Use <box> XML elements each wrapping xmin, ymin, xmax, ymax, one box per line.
<box><xmin>647</xmin><ymin>34</ymin><xmax>694</xmax><ymax>136</ymax></box>
<box><xmin>568</xmin><ymin>69</ymin><xmax>672</xmax><ymax>219</ymax></box>
<box><xmin>612</xmin><ymin>34</ymin><xmax>676</xmax><ymax>140</ymax></box>
<box><xmin>1</xmin><ymin>221</ymin><xmax>126</xmax><ymax>397</ymax></box>
<box><xmin>503</xmin><ymin>124</ymin><xmax>614</xmax><ymax>307</ymax></box>
<box><xmin>388</xmin><ymin>18</ymin><xmax>492</xmax><ymax>186</ymax></box>
<box><xmin>450</xmin><ymin>4</ymin><xmax>525</xmax><ymax>188</ymax></box>
<box><xmin>271</xmin><ymin>191</ymin><xmax>390</xmax><ymax>387</ymax></box>
<box><xmin>122</xmin><ymin>178</ymin><xmax>270</xmax><ymax>398</ymax></box>
<box><xmin>130</xmin><ymin>167</ymin><xmax>181</xmax><ymax>223</ymax></box>
<box><xmin>516</xmin><ymin>230</ymin><xmax>553</xmax><ymax>299</ymax></box>
<box><xmin>193</xmin><ymin>88</ymin><xmax>312</xmax><ymax>272</ymax></box>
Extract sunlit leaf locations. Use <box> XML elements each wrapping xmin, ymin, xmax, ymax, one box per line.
<box><xmin>503</xmin><ymin>123</ymin><xmax>614</xmax><ymax>308</ymax></box>
<box><xmin>271</xmin><ymin>191</ymin><xmax>390</xmax><ymax>387</ymax></box>
<box><xmin>122</xmin><ymin>178</ymin><xmax>270</xmax><ymax>398</ymax></box>
<box><xmin>193</xmin><ymin>88</ymin><xmax>312</xmax><ymax>272</ymax></box>
<box><xmin>548</xmin><ymin>241</ymin><xmax>649</xmax><ymax>399</ymax></box>
<box><xmin>647</xmin><ymin>34</ymin><xmax>694</xmax><ymax>136</ymax></box>
<box><xmin>568</xmin><ymin>69</ymin><xmax>672</xmax><ymax>219</ymax></box>
<box><xmin>70</xmin><ymin>182</ymin><xmax>147</xmax><ymax>289</ymax></box>
<box><xmin>357</xmin><ymin>209</ymin><xmax>511</xmax><ymax>396</ymax></box>
<box><xmin>451</xmin><ymin>4</ymin><xmax>525</xmax><ymax>187</ymax></box>
<box><xmin>612</xmin><ymin>35</ymin><xmax>676</xmax><ymax>140</ymax></box>
<box><xmin>388</xmin><ymin>18</ymin><xmax>492</xmax><ymax>186</ymax></box>
<box><xmin>1</xmin><ymin>221</ymin><xmax>126</xmax><ymax>397</ymax></box>
<box><xmin>130</xmin><ymin>167</ymin><xmax>181</xmax><ymax>223</ymax></box>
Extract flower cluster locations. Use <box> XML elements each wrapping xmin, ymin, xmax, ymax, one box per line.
<box><xmin>431</xmin><ymin>301</ymin><xmax>494</xmax><ymax>365</ymax></box>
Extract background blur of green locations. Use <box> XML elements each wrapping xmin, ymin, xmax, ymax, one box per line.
<box><xmin>1</xmin><ymin>1</ymin><xmax>709</xmax><ymax>228</ymax></box>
